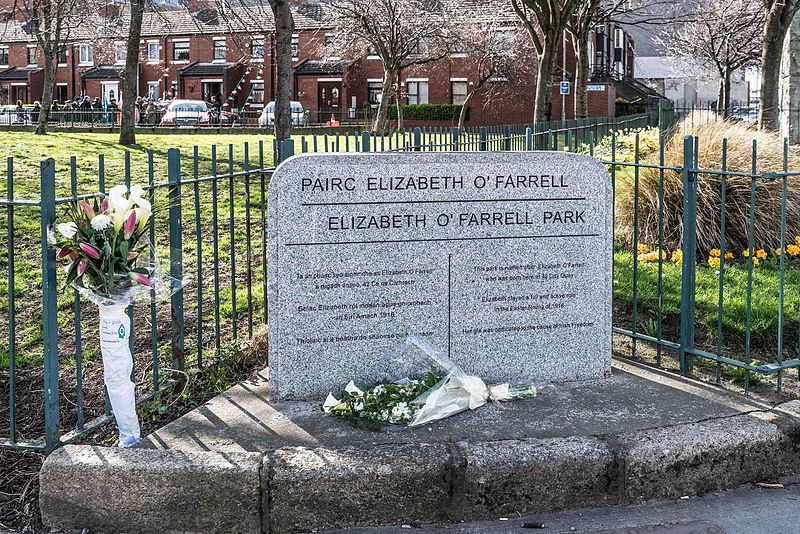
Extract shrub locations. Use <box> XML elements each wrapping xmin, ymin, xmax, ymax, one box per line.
<box><xmin>615</xmin><ymin>114</ymin><xmax>800</xmax><ymax>254</ymax></box>
<box><xmin>387</xmin><ymin>104</ymin><xmax>464</xmax><ymax>121</ymax></box>
<box><xmin>579</xmin><ymin>126</ymin><xmax>660</xmax><ymax>164</ymax></box>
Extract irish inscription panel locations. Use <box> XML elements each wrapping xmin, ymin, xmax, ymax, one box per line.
<box><xmin>268</xmin><ymin>152</ymin><xmax>612</xmax><ymax>400</ymax></box>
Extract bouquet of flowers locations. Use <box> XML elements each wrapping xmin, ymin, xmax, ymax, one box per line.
<box><xmin>323</xmin><ymin>334</ymin><xmax>537</xmax><ymax>428</ymax></box>
<box><xmin>53</xmin><ymin>184</ymin><xmax>179</xmax><ymax>447</ymax></box>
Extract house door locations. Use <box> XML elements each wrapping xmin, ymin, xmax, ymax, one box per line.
<box><xmin>318</xmin><ymin>81</ymin><xmax>341</xmax><ymax>119</ymax></box>
<box><xmin>202</xmin><ymin>81</ymin><xmax>222</xmax><ymax>103</ymax></box>
<box><xmin>12</xmin><ymin>86</ymin><xmax>28</xmax><ymax>104</ymax></box>
<box><xmin>102</xmin><ymin>82</ymin><xmax>119</xmax><ymax>105</ymax></box>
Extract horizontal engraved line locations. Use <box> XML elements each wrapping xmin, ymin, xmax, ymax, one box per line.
<box><xmin>300</xmin><ymin>197</ymin><xmax>587</xmax><ymax>206</ymax></box>
<box><xmin>285</xmin><ymin>233</ymin><xmax>601</xmax><ymax>247</ymax></box>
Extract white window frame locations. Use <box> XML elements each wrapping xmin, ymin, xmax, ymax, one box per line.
<box><xmin>146</xmin><ymin>41</ymin><xmax>159</xmax><ymax>64</ymax></box>
<box><xmin>26</xmin><ymin>45</ymin><xmax>37</xmax><ymax>66</ymax></box>
<box><xmin>172</xmin><ymin>39</ymin><xmax>190</xmax><ymax>64</ymax></box>
<box><xmin>0</xmin><ymin>46</ymin><xmax>8</xmax><ymax>67</ymax></box>
<box><xmin>57</xmin><ymin>46</ymin><xmax>67</xmax><ymax>67</ymax></box>
<box><xmin>114</xmin><ymin>42</ymin><xmax>126</xmax><ymax>65</ymax></box>
<box><xmin>212</xmin><ymin>37</ymin><xmax>227</xmax><ymax>62</ymax></box>
<box><xmin>450</xmin><ymin>79</ymin><xmax>468</xmax><ymax>105</ymax></box>
<box><xmin>250</xmin><ymin>80</ymin><xmax>265</xmax><ymax>106</ymax></box>
<box><xmin>291</xmin><ymin>34</ymin><xmax>299</xmax><ymax>60</ymax></box>
<box><xmin>324</xmin><ymin>33</ymin><xmax>339</xmax><ymax>60</ymax></box>
<box><xmin>147</xmin><ymin>81</ymin><xmax>160</xmax><ymax>100</ymax></box>
<box><xmin>406</xmin><ymin>79</ymin><xmax>429</xmax><ymax>105</ymax></box>
<box><xmin>251</xmin><ymin>37</ymin><xmax>265</xmax><ymax>61</ymax></box>
<box><xmin>78</xmin><ymin>44</ymin><xmax>94</xmax><ymax>66</ymax></box>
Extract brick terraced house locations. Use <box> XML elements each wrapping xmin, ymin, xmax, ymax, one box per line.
<box><xmin>0</xmin><ymin>0</ymin><xmax>639</xmax><ymax>125</ymax></box>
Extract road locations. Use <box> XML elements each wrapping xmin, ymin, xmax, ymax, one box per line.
<box><xmin>329</xmin><ymin>476</ymin><xmax>800</xmax><ymax>534</ymax></box>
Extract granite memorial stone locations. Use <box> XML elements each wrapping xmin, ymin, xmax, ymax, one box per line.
<box><xmin>268</xmin><ymin>152</ymin><xmax>612</xmax><ymax>400</ymax></box>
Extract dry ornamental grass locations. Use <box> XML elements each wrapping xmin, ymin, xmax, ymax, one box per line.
<box><xmin>616</xmin><ymin>115</ymin><xmax>800</xmax><ymax>254</ymax></box>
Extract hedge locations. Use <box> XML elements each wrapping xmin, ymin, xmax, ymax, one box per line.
<box><xmin>387</xmin><ymin>104</ymin><xmax>466</xmax><ymax>121</ymax></box>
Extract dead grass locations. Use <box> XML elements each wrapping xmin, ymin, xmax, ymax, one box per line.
<box><xmin>616</xmin><ymin>114</ymin><xmax>800</xmax><ymax>254</ymax></box>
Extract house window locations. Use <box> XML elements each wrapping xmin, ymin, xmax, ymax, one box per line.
<box><xmin>115</xmin><ymin>42</ymin><xmax>126</xmax><ymax>64</ymax></box>
<box><xmin>79</xmin><ymin>44</ymin><xmax>94</xmax><ymax>65</ymax></box>
<box><xmin>407</xmin><ymin>80</ymin><xmax>428</xmax><ymax>104</ymax></box>
<box><xmin>213</xmin><ymin>39</ymin><xmax>226</xmax><ymax>61</ymax></box>
<box><xmin>147</xmin><ymin>42</ymin><xmax>159</xmax><ymax>63</ymax></box>
<box><xmin>173</xmin><ymin>41</ymin><xmax>190</xmax><ymax>62</ymax></box>
<box><xmin>56</xmin><ymin>85</ymin><xmax>68</xmax><ymax>103</ymax></box>
<box><xmin>450</xmin><ymin>39</ymin><xmax>467</xmax><ymax>55</ymax></box>
<box><xmin>291</xmin><ymin>35</ymin><xmax>299</xmax><ymax>58</ymax></box>
<box><xmin>250</xmin><ymin>81</ymin><xmax>264</xmax><ymax>104</ymax></box>
<box><xmin>368</xmin><ymin>81</ymin><xmax>382</xmax><ymax>105</ymax></box>
<box><xmin>57</xmin><ymin>46</ymin><xmax>67</xmax><ymax>65</ymax></box>
<box><xmin>0</xmin><ymin>47</ymin><xmax>8</xmax><ymax>66</ymax></box>
<box><xmin>147</xmin><ymin>81</ymin><xmax>159</xmax><ymax>100</ymax></box>
<box><xmin>367</xmin><ymin>44</ymin><xmax>379</xmax><ymax>57</ymax></box>
<box><xmin>409</xmin><ymin>39</ymin><xmax>427</xmax><ymax>57</ymax></box>
<box><xmin>27</xmin><ymin>46</ymin><xmax>37</xmax><ymax>66</ymax></box>
<box><xmin>251</xmin><ymin>37</ymin><xmax>264</xmax><ymax>60</ymax></box>
<box><xmin>451</xmin><ymin>81</ymin><xmax>467</xmax><ymax>105</ymax></box>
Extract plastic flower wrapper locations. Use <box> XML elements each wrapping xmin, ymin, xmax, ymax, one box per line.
<box><xmin>323</xmin><ymin>333</ymin><xmax>537</xmax><ymax>428</ymax></box>
<box><xmin>52</xmin><ymin>185</ymin><xmax>184</xmax><ymax>447</ymax></box>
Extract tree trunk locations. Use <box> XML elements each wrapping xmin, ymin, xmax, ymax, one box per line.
<box><xmin>372</xmin><ymin>67</ymin><xmax>394</xmax><ymax>132</ymax></box>
<box><xmin>270</xmin><ymin>0</ymin><xmax>294</xmax><ymax>143</ymax></box>
<box><xmin>534</xmin><ymin>32</ymin><xmax>558</xmax><ymax>124</ymax></box>
<box><xmin>457</xmin><ymin>90</ymin><xmax>477</xmax><ymax>130</ymax></box>
<box><xmin>395</xmin><ymin>71</ymin><xmax>404</xmax><ymax>130</ymax></box>
<box><xmin>722</xmin><ymin>69</ymin><xmax>732</xmax><ymax>116</ymax></box>
<box><xmin>716</xmin><ymin>76</ymin><xmax>725</xmax><ymax>115</ymax></box>
<box><xmin>573</xmin><ymin>31</ymin><xmax>589</xmax><ymax>120</ymax></box>
<box><xmin>36</xmin><ymin>48</ymin><xmax>55</xmax><ymax>135</ymax></box>
<box><xmin>760</xmin><ymin>10</ymin><xmax>790</xmax><ymax>130</ymax></box>
<box><xmin>119</xmin><ymin>0</ymin><xmax>144</xmax><ymax>146</ymax></box>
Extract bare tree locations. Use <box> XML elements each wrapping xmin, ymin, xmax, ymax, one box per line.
<box><xmin>324</xmin><ymin>0</ymin><xmax>453</xmax><ymax>132</ymax></box>
<box><xmin>760</xmin><ymin>0</ymin><xmax>800</xmax><ymax>130</ymax></box>
<box><xmin>656</xmin><ymin>0</ymin><xmax>763</xmax><ymax>115</ymax></box>
<box><xmin>510</xmin><ymin>0</ymin><xmax>579</xmax><ymax>123</ymax></box>
<box><xmin>9</xmin><ymin>0</ymin><xmax>85</xmax><ymax>134</ymax></box>
<box><xmin>119</xmin><ymin>0</ymin><xmax>146</xmax><ymax>146</ymax></box>
<box><xmin>453</xmin><ymin>22</ymin><xmax>533</xmax><ymax>129</ymax></box>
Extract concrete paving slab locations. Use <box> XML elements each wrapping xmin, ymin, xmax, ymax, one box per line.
<box><xmin>140</xmin><ymin>358</ymin><xmax>768</xmax><ymax>454</ymax></box>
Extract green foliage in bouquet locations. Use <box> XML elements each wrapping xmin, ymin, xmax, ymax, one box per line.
<box><xmin>325</xmin><ymin>371</ymin><xmax>446</xmax><ymax>429</ymax></box>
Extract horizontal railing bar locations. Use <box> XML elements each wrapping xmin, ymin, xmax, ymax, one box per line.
<box><xmin>612</xmin><ymin>327</ymin><xmax>681</xmax><ymax>350</ymax></box>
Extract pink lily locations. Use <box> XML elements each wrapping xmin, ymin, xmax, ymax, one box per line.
<box><xmin>123</xmin><ymin>211</ymin><xmax>137</xmax><ymax>240</ymax></box>
<box><xmin>77</xmin><ymin>259</ymin><xmax>88</xmax><ymax>276</ymax></box>
<box><xmin>79</xmin><ymin>242</ymin><xmax>101</xmax><ymax>260</ymax></box>
<box><xmin>129</xmin><ymin>271</ymin><xmax>152</xmax><ymax>287</ymax></box>
<box><xmin>100</xmin><ymin>198</ymin><xmax>109</xmax><ymax>213</ymax></box>
<box><xmin>56</xmin><ymin>247</ymin><xmax>73</xmax><ymax>260</ymax></box>
<box><xmin>127</xmin><ymin>251</ymin><xmax>140</xmax><ymax>260</ymax></box>
<box><xmin>80</xmin><ymin>201</ymin><xmax>95</xmax><ymax>219</ymax></box>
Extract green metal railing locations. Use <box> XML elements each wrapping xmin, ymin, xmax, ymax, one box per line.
<box><xmin>1</xmin><ymin>112</ymin><xmax>796</xmax><ymax>454</ymax></box>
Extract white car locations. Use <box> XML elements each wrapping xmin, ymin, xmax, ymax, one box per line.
<box><xmin>259</xmin><ymin>101</ymin><xmax>309</xmax><ymax>127</ymax></box>
<box><xmin>160</xmin><ymin>99</ymin><xmax>210</xmax><ymax>127</ymax></box>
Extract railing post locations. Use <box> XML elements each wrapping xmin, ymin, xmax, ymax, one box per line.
<box><xmin>525</xmin><ymin>127</ymin><xmax>533</xmax><ymax>151</ymax></box>
<box><xmin>167</xmin><ymin>149</ymin><xmax>185</xmax><ymax>382</ymax></box>
<box><xmin>451</xmin><ymin>127</ymin><xmax>459</xmax><ymax>151</ymax></box>
<box><xmin>40</xmin><ymin>158</ymin><xmax>60</xmax><ymax>452</ymax></box>
<box><xmin>479</xmin><ymin>126</ymin><xmax>488</xmax><ymax>151</ymax></box>
<box><xmin>413</xmin><ymin>127</ymin><xmax>422</xmax><ymax>151</ymax></box>
<box><xmin>679</xmin><ymin>136</ymin><xmax>697</xmax><ymax>374</ymax></box>
<box><xmin>361</xmin><ymin>131</ymin><xmax>371</xmax><ymax>152</ymax></box>
<box><xmin>503</xmin><ymin>125</ymin><xmax>511</xmax><ymax>151</ymax></box>
<box><xmin>279</xmin><ymin>138</ymin><xmax>295</xmax><ymax>163</ymax></box>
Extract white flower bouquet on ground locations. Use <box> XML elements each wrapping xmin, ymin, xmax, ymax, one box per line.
<box><xmin>52</xmin><ymin>185</ymin><xmax>181</xmax><ymax>447</ymax></box>
<box><xmin>323</xmin><ymin>334</ymin><xmax>537</xmax><ymax>428</ymax></box>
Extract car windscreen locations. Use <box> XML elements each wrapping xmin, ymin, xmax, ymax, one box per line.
<box><xmin>171</xmin><ymin>103</ymin><xmax>207</xmax><ymax>113</ymax></box>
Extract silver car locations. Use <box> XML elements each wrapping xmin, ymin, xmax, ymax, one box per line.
<box><xmin>259</xmin><ymin>101</ymin><xmax>309</xmax><ymax>127</ymax></box>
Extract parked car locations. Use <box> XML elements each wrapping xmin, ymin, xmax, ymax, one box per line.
<box><xmin>259</xmin><ymin>101</ymin><xmax>309</xmax><ymax>127</ymax></box>
<box><xmin>0</xmin><ymin>105</ymin><xmax>32</xmax><ymax>125</ymax></box>
<box><xmin>159</xmin><ymin>100</ymin><xmax>210</xmax><ymax>127</ymax></box>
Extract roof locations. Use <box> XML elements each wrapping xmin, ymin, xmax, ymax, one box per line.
<box><xmin>178</xmin><ymin>61</ymin><xmax>235</xmax><ymax>77</ymax></box>
<box><xmin>0</xmin><ymin>66</ymin><xmax>41</xmax><ymax>81</ymax></box>
<box><xmin>294</xmin><ymin>59</ymin><xmax>351</xmax><ymax>75</ymax></box>
<box><xmin>80</xmin><ymin>65</ymin><xmax>123</xmax><ymax>79</ymax></box>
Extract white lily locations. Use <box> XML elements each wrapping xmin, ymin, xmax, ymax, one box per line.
<box><xmin>112</xmin><ymin>207</ymin><xmax>127</xmax><ymax>232</ymax></box>
<box><xmin>322</xmin><ymin>393</ymin><xmax>340</xmax><ymax>414</ymax></box>
<box><xmin>344</xmin><ymin>380</ymin><xmax>363</xmax><ymax>396</ymax></box>
<box><xmin>129</xmin><ymin>185</ymin><xmax>152</xmax><ymax>211</ymax></box>
<box><xmin>57</xmin><ymin>222</ymin><xmax>78</xmax><ymax>239</ymax></box>
<box><xmin>134</xmin><ymin>206</ymin><xmax>151</xmax><ymax>232</ymax></box>
<box><xmin>108</xmin><ymin>184</ymin><xmax>131</xmax><ymax>212</ymax></box>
